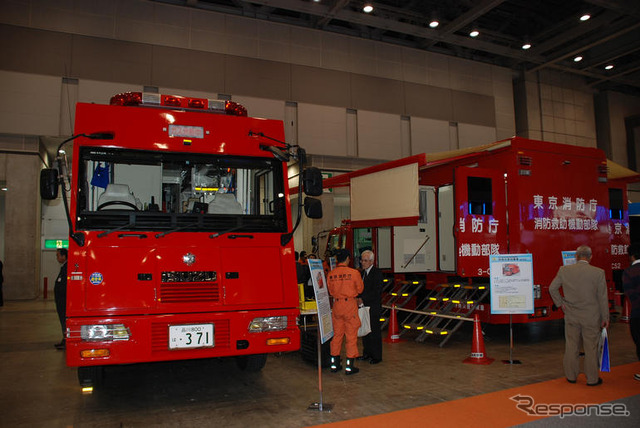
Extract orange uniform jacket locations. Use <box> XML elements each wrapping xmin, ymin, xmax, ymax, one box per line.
<box><xmin>327</xmin><ymin>264</ymin><xmax>364</xmax><ymax>358</ymax></box>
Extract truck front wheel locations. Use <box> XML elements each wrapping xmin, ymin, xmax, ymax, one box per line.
<box><xmin>78</xmin><ymin>366</ymin><xmax>104</xmax><ymax>387</ymax></box>
<box><xmin>236</xmin><ymin>353</ymin><xmax>267</xmax><ymax>372</ymax></box>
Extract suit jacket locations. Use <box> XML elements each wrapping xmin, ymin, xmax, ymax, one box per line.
<box><xmin>622</xmin><ymin>262</ymin><xmax>640</xmax><ymax>318</ymax></box>
<box><xmin>360</xmin><ymin>266</ymin><xmax>383</xmax><ymax>308</ymax></box>
<box><xmin>549</xmin><ymin>260</ymin><xmax>608</xmax><ymax>324</ymax></box>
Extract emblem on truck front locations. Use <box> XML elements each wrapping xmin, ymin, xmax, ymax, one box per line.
<box><xmin>182</xmin><ymin>253</ymin><xmax>196</xmax><ymax>266</ymax></box>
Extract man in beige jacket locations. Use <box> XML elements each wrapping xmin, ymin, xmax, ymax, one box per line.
<box><xmin>550</xmin><ymin>245</ymin><xmax>610</xmax><ymax>386</ymax></box>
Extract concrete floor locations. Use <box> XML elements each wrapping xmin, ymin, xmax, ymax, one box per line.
<box><xmin>0</xmin><ymin>299</ymin><xmax>637</xmax><ymax>428</ymax></box>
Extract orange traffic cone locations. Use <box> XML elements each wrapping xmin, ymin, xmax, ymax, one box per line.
<box><xmin>620</xmin><ymin>298</ymin><xmax>631</xmax><ymax>324</ymax></box>
<box><xmin>463</xmin><ymin>314</ymin><xmax>494</xmax><ymax>365</ymax></box>
<box><xmin>383</xmin><ymin>304</ymin><xmax>404</xmax><ymax>343</ymax></box>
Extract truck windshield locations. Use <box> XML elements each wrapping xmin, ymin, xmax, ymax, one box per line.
<box><xmin>76</xmin><ymin>148</ymin><xmax>287</xmax><ymax>233</ymax></box>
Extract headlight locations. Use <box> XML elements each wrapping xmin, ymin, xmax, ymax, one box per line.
<box><xmin>248</xmin><ymin>316</ymin><xmax>288</xmax><ymax>332</ymax></box>
<box><xmin>80</xmin><ymin>324</ymin><xmax>130</xmax><ymax>341</ymax></box>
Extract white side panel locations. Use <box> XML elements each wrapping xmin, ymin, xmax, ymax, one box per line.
<box><xmin>438</xmin><ymin>185</ymin><xmax>456</xmax><ymax>271</ymax></box>
<box><xmin>392</xmin><ymin>186</ymin><xmax>436</xmax><ymax>273</ymax></box>
<box><xmin>350</xmin><ymin>163</ymin><xmax>418</xmax><ymax>222</ymax></box>
<box><xmin>377</xmin><ymin>227</ymin><xmax>392</xmax><ymax>270</ymax></box>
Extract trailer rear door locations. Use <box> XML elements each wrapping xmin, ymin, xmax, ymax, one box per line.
<box><xmin>454</xmin><ymin>166</ymin><xmax>507</xmax><ymax>277</ymax></box>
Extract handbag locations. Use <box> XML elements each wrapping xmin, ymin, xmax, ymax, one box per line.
<box><xmin>357</xmin><ymin>306</ymin><xmax>371</xmax><ymax>337</ymax></box>
<box><xmin>598</xmin><ymin>327</ymin><xmax>610</xmax><ymax>372</ymax></box>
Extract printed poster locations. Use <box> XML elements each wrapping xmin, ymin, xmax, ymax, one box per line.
<box><xmin>562</xmin><ymin>251</ymin><xmax>577</xmax><ymax>266</ymax></box>
<box><xmin>308</xmin><ymin>259</ymin><xmax>334</xmax><ymax>344</ymax></box>
<box><xmin>490</xmin><ymin>253</ymin><xmax>534</xmax><ymax>315</ymax></box>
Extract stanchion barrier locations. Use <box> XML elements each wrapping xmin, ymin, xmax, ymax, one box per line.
<box><xmin>383</xmin><ymin>304</ymin><xmax>404</xmax><ymax>343</ymax></box>
<box><xmin>462</xmin><ymin>314</ymin><xmax>494</xmax><ymax>365</ymax></box>
<box><xmin>619</xmin><ymin>298</ymin><xmax>631</xmax><ymax>324</ymax></box>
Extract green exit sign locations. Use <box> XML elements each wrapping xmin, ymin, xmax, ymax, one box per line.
<box><xmin>44</xmin><ymin>239</ymin><xmax>68</xmax><ymax>249</ymax></box>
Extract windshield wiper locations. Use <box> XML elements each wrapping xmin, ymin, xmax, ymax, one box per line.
<box><xmin>210</xmin><ymin>218</ymin><xmax>244</xmax><ymax>239</ymax></box>
<box><xmin>155</xmin><ymin>221</ymin><xmax>200</xmax><ymax>238</ymax></box>
<box><xmin>97</xmin><ymin>213</ymin><xmax>136</xmax><ymax>238</ymax></box>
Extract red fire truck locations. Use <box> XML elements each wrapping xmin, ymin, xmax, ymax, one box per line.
<box><xmin>40</xmin><ymin>92</ymin><xmax>322</xmax><ymax>386</ymax></box>
<box><xmin>320</xmin><ymin>137</ymin><xmax>637</xmax><ymax>325</ymax></box>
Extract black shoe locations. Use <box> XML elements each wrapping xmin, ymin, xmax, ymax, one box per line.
<box><xmin>329</xmin><ymin>356</ymin><xmax>342</xmax><ymax>373</ymax></box>
<box><xmin>587</xmin><ymin>378</ymin><xmax>603</xmax><ymax>386</ymax></box>
<box><xmin>634</xmin><ymin>373</ymin><xmax>640</xmax><ymax>382</ymax></box>
<box><xmin>369</xmin><ymin>358</ymin><xmax>382</xmax><ymax>365</ymax></box>
<box><xmin>566</xmin><ymin>378</ymin><xmax>576</xmax><ymax>384</ymax></box>
<box><xmin>54</xmin><ymin>340</ymin><xmax>65</xmax><ymax>350</ymax></box>
<box><xmin>357</xmin><ymin>354</ymin><xmax>371</xmax><ymax>361</ymax></box>
<box><xmin>345</xmin><ymin>358</ymin><xmax>359</xmax><ymax>375</ymax></box>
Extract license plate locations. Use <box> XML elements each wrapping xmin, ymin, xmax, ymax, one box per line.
<box><xmin>168</xmin><ymin>324</ymin><xmax>214</xmax><ymax>349</ymax></box>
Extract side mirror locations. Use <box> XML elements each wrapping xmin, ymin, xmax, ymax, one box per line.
<box><xmin>302</xmin><ymin>167</ymin><xmax>323</xmax><ymax>196</ymax></box>
<box><xmin>40</xmin><ymin>169</ymin><xmax>59</xmax><ymax>200</ymax></box>
<box><xmin>304</xmin><ymin>197</ymin><xmax>323</xmax><ymax>219</ymax></box>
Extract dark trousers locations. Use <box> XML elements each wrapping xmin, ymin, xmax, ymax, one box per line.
<box><xmin>631</xmin><ymin>317</ymin><xmax>640</xmax><ymax>361</ymax></box>
<box><xmin>54</xmin><ymin>286</ymin><xmax>66</xmax><ymax>338</ymax></box>
<box><xmin>362</xmin><ymin>303</ymin><xmax>382</xmax><ymax>360</ymax></box>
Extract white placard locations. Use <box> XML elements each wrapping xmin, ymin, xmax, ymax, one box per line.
<box><xmin>308</xmin><ymin>259</ymin><xmax>334</xmax><ymax>344</ymax></box>
<box><xmin>490</xmin><ymin>254</ymin><xmax>534</xmax><ymax>314</ymax></box>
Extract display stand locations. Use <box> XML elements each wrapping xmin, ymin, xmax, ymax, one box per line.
<box><xmin>502</xmin><ymin>314</ymin><xmax>522</xmax><ymax>364</ymax></box>
<box><xmin>308</xmin><ymin>327</ymin><xmax>333</xmax><ymax>412</ymax></box>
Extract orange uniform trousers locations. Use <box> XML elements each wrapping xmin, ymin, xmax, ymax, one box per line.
<box><xmin>330</xmin><ymin>297</ymin><xmax>361</xmax><ymax>358</ymax></box>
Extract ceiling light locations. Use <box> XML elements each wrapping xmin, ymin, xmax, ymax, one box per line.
<box><xmin>429</xmin><ymin>20</ymin><xmax>439</xmax><ymax>28</ymax></box>
<box><xmin>363</xmin><ymin>4</ymin><xmax>373</xmax><ymax>13</ymax></box>
<box><xmin>605</xmin><ymin>64</ymin><xmax>614</xmax><ymax>70</ymax></box>
<box><xmin>573</xmin><ymin>55</ymin><xmax>583</xmax><ymax>62</ymax></box>
<box><xmin>469</xmin><ymin>30</ymin><xmax>479</xmax><ymax>38</ymax></box>
<box><xmin>579</xmin><ymin>13</ymin><xmax>591</xmax><ymax>21</ymax></box>
<box><xmin>521</xmin><ymin>43</ymin><xmax>531</xmax><ymax>50</ymax></box>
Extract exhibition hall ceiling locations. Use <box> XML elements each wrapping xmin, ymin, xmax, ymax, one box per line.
<box><xmin>151</xmin><ymin>0</ymin><xmax>640</xmax><ymax>94</ymax></box>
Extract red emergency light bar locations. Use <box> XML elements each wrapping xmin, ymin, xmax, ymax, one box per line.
<box><xmin>109</xmin><ymin>92</ymin><xmax>247</xmax><ymax>117</ymax></box>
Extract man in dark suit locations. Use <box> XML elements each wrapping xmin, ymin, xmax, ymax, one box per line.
<box><xmin>623</xmin><ymin>243</ymin><xmax>640</xmax><ymax>381</ymax></box>
<box><xmin>54</xmin><ymin>249</ymin><xmax>68</xmax><ymax>350</ymax></box>
<box><xmin>550</xmin><ymin>245</ymin><xmax>609</xmax><ymax>386</ymax></box>
<box><xmin>358</xmin><ymin>250</ymin><xmax>383</xmax><ymax>364</ymax></box>
<box><xmin>295</xmin><ymin>251</ymin><xmax>312</xmax><ymax>299</ymax></box>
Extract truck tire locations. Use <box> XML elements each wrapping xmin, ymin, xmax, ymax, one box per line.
<box><xmin>236</xmin><ymin>353</ymin><xmax>267</xmax><ymax>372</ymax></box>
<box><xmin>78</xmin><ymin>366</ymin><xmax>104</xmax><ymax>387</ymax></box>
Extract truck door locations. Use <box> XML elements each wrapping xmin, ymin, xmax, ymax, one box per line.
<box><xmin>455</xmin><ymin>167</ymin><xmax>507</xmax><ymax>277</ymax></box>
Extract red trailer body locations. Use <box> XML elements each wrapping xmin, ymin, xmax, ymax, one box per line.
<box><xmin>61</xmin><ymin>93</ymin><xmax>302</xmax><ymax>383</ymax></box>
<box><xmin>323</xmin><ymin>137</ymin><xmax>635</xmax><ymax>324</ymax></box>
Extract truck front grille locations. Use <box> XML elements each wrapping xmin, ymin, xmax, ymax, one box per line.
<box><xmin>160</xmin><ymin>283</ymin><xmax>220</xmax><ymax>303</ymax></box>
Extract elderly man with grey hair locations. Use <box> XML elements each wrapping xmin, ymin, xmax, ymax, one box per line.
<box><xmin>357</xmin><ymin>249</ymin><xmax>384</xmax><ymax>364</ymax></box>
<box><xmin>550</xmin><ymin>245</ymin><xmax>610</xmax><ymax>386</ymax></box>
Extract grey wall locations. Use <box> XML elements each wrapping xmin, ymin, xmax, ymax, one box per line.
<box><xmin>0</xmin><ymin>0</ymin><xmax>639</xmax><ymax>298</ymax></box>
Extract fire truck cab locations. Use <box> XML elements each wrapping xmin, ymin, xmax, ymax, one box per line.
<box><xmin>41</xmin><ymin>92</ymin><xmax>323</xmax><ymax>386</ymax></box>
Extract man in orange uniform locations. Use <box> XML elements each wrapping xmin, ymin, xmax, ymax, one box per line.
<box><xmin>327</xmin><ymin>249</ymin><xmax>364</xmax><ymax>375</ymax></box>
